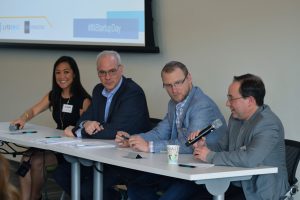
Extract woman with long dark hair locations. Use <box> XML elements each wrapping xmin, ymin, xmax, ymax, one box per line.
<box><xmin>11</xmin><ymin>56</ymin><xmax>91</xmax><ymax>200</ymax></box>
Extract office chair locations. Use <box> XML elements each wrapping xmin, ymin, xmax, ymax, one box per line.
<box><xmin>283</xmin><ymin>139</ymin><xmax>300</xmax><ymax>200</ymax></box>
<box><xmin>149</xmin><ymin>117</ymin><xmax>162</xmax><ymax>129</ymax></box>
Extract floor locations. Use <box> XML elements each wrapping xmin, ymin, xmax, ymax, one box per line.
<box><xmin>9</xmin><ymin>160</ymin><xmax>71</xmax><ymax>200</ymax></box>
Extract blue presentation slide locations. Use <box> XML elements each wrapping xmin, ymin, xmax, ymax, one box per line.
<box><xmin>0</xmin><ymin>0</ymin><xmax>145</xmax><ymax>46</ymax></box>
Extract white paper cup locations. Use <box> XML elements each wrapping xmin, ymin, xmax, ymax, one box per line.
<box><xmin>167</xmin><ymin>145</ymin><xmax>180</xmax><ymax>164</ymax></box>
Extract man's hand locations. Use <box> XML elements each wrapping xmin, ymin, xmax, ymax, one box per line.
<box><xmin>115</xmin><ymin>131</ymin><xmax>130</xmax><ymax>147</ymax></box>
<box><xmin>188</xmin><ymin>130</ymin><xmax>201</xmax><ymax>141</ymax></box>
<box><xmin>83</xmin><ymin>121</ymin><xmax>104</xmax><ymax>135</ymax></box>
<box><xmin>193</xmin><ymin>138</ymin><xmax>210</xmax><ymax>162</ymax></box>
<box><xmin>128</xmin><ymin>135</ymin><xmax>149</xmax><ymax>152</ymax></box>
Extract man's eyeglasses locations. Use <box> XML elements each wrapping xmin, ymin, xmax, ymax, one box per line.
<box><xmin>98</xmin><ymin>65</ymin><xmax>120</xmax><ymax>77</ymax></box>
<box><xmin>163</xmin><ymin>75</ymin><xmax>187</xmax><ymax>89</ymax></box>
<box><xmin>227</xmin><ymin>95</ymin><xmax>245</xmax><ymax>102</ymax></box>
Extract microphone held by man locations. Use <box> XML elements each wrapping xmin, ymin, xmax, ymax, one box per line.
<box><xmin>185</xmin><ymin>119</ymin><xmax>223</xmax><ymax>147</ymax></box>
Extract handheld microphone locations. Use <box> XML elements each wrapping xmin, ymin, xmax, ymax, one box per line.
<box><xmin>185</xmin><ymin>119</ymin><xmax>223</xmax><ymax>147</ymax></box>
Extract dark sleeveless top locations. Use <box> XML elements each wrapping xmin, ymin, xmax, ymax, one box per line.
<box><xmin>52</xmin><ymin>95</ymin><xmax>85</xmax><ymax>130</ymax></box>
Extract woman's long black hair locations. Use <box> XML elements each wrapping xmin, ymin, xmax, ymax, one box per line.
<box><xmin>49</xmin><ymin>56</ymin><xmax>91</xmax><ymax>110</ymax></box>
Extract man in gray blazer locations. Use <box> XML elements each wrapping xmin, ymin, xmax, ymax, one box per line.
<box><xmin>115</xmin><ymin>61</ymin><xmax>227</xmax><ymax>200</ymax></box>
<box><xmin>116</xmin><ymin>60</ymin><xmax>226</xmax><ymax>153</ymax></box>
<box><xmin>192</xmin><ymin>74</ymin><xmax>290</xmax><ymax>200</ymax></box>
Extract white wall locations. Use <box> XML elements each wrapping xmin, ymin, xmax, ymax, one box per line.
<box><xmin>1</xmin><ymin>0</ymin><xmax>299</xmax><ymax>198</ymax></box>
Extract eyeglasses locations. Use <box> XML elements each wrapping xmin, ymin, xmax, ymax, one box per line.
<box><xmin>163</xmin><ymin>75</ymin><xmax>187</xmax><ymax>89</ymax></box>
<box><xmin>227</xmin><ymin>95</ymin><xmax>245</xmax><ymax>102</ymax></box>
<box><xmin>97</xmin><ymin>65</ymin><xmax>120</xmax><ymax>77</ymax></box>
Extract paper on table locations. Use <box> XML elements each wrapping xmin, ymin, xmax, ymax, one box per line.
<box><xmin>65</xmin><ymin>141</ymin><xmax>115</xmax><ymax>148</ymax></box>
<box><xmin>35</xmin><ymin>137</ymin><xmax>76</xmax><ymax>144</ymax></box>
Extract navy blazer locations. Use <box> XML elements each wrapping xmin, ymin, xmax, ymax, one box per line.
<box><xmin>76</xmin><ymin>77</ymin><xmax>151</xmax><ymax>139</ymax></box>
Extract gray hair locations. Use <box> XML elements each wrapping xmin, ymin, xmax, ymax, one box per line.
<box><xmin>96</xmin><ymin>50</ymin><xmax>122</xmax><ymax>66</ymax></box>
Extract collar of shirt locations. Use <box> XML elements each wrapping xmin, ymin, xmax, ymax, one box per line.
<box><xmin>102</xmin><ymin>77</ymin><xmax>123</xmax><ymax>98</ymax></box>
<box><xmin>175</xmin><ymin>93</ymin><xmax>189</xmax><ymax>111</ymax></box>
<box><xmin>102</xmin><ymin>77</ymin><xmax>123</xmax><ymax>122</ymax></box>
<box><xmin>175</xmin><ymin>95</ymin><xmax>189</xmax><ymax>128</ymax></box>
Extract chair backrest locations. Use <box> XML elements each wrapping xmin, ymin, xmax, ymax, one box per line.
<box><xmin>285</xmin><ymin>139</ymin><xmax>300</xmax><ymax>185</ymax></box>
<box><xmin>149</xmin><ymin>118</ymin><xmax>162</xmax><ymax>129</ymax></box>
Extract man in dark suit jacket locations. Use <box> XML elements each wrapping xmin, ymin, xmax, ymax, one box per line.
<box><xmin>73</xmin><ymin>69</ymin><xmax>151</xmax><ymax>139</ymax></box>
<box><xmin>53</xmin><ymin>50</ymin><xmax>151</xmax><ymax>200</ymax></box>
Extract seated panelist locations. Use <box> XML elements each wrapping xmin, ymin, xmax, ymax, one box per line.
<box><xmin>54</xmin><ymin>50</ymin><xmax>151</xmax><ymax>200</ymax></box>
<box><xmin>189</xmin><ymin>74</ymin><xmax>290</xmax><ymax>200</ymax></box>
<box><xmin>115</xmin><ymin>61</ymin><xmax>227</xmax><ymax>200</ymax></box>
<box><xmin>10</xmin><ymin>56</ymin><xmax>91</xmax><ymax>200</ymax></box>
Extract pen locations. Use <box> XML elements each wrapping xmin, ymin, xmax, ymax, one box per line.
<box><xmin>91</xmin><ymin>122</ymin><xmax>105</xmax><ymax>134</ymax></box>
<box><xmin>22</xmin><ymin>131</ymin><xmax>37</xmax><ymax>134</ymax></box>
<box><xmin>178</xmin><ymin>164</ymin><xmax>196</xmax><ymax>168</ymax></box>
<box><xmin>122</xmin><ymin>135</ymin><xmax>130</xmax><ymax>140</ymax></box>
<box><xmin>45</xmin><ymin>136</ymin><xmax>61</xmax><ymax>138</ymax></box>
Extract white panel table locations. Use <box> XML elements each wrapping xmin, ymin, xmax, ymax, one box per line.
<box><xmin>0</xmin><ymin>122</ymin><xmax>278</xmax><ymax>200</ymax></box>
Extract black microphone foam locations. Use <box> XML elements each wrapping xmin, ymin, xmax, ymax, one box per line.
<box><xmin>185</xmin><ymin>119</ymin><xmax>223</xmax><ymax>147</ymax></box>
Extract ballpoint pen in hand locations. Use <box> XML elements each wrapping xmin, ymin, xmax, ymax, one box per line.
<box><xmin>122</xmin><ymin>135</ymin><xmax>130</xmax><ymax>140</ymax></box>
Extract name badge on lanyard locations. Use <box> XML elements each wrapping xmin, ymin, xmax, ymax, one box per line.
<box><xmin>62</xmin><ymin>104</ymin><xmax>73</xmax><ymax>113</ymax></box>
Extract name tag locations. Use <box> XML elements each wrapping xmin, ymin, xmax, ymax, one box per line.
<box><xmin>62</xmin><ymin>104</ymin><xmax>73</xmax><ymax>113</ymax></box>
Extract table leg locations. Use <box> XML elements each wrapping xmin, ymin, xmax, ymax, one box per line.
<box><xmin>195</xmin><ymin>175</ymin><xmax>252</xmax><ymax>200</ymax></box>
<box><xmin>213</xmin><ymin>195</ymin><xmax>224</xmax><ymax>200</ymax></box>
<box><xmin>77</xmin><ymin>158</ymin><xmax>103</xmax><ymax>200</ymax></box>
<box><xmin>94</xmin><ymin>162</ymin><xmax>103</xmax><ymax>200</ymax></box>
<box><xmin>64</xmin><ymin>155</ymin><xmax>80</xmax><ymax>200</ymax></box>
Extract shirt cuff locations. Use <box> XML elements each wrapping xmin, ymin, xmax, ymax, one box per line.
<box><xmin>148</xmin><ymin>141</ymin><xmax>154</xmax><ymax>153</ymax></box>
<box><xmin>79</xmin><ymin>121</ymin><xmax>86</xmax><ymax>128</ymax></box>
<box><xmin>75</xmin><ymin>128</ymin><xmax>82</xmax><ymax>138</ymax></box>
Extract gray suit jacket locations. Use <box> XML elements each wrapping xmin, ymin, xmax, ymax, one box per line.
<box><xmin>140</xmin><ymin>86</ymin><xmax>227</xmax><ymax>153</ymax></box>
<box><xmin>207</xmin><ymin>105</ymin><xmax>289</xmax><ymax>200</ymax></box>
